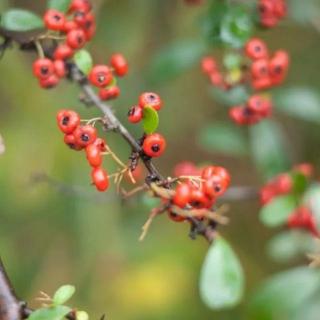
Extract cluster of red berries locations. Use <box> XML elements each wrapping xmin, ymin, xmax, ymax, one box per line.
<box><xmin>260</xmin><ymin>163</ymin><xmax>314</xmax><ymax>205</ymax></box>
<box><xmin>168</xmin><ymin>165</ymin><xmax>230</xmax><ymax>222</ymax></box>
<box><xmin>258</xmin><ymin>0</ymin><xmax>287</xmax><ymax>28</ymax></box>
<box><xmin>245</xmin><ymin>38</ymin><xmax>289</xmax><ymax>91</ymax></box>
<box><xmin>88</xmin><ymin>54</ymin><xmax>128</xmax><ymax>101</ymax></box>
<box><xmin>33</xmin><ymin>0</ymin><xmax>95</xmax><ymax>88</ymax></box>
<box><xmin>229</xmin><ymin>94</ymin><xmax>272</xmax><ymax>125</ymax></box>
<box><xmin>56</xmin><ymin>109</ymin><xmax>110</xmax><ymax>192</ymax></box>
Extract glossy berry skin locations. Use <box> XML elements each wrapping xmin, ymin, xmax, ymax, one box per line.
<box><xmin>251</xmin><ymin>58</ymin><xmax>269</xmax><ymax>79</ymax></box>
<box><xmin>54</xmin><ymin>44</ymin><xmax>74</xmax><ymax>60</ymax></box>
<box><xmin>203</xmin><ymin>175</ymin><xmax>228</xmax><ymax>198</ymax></box>
<box><xmin>128</xmin><ymin>106</ymin><xmax>143</xmax><ymax>123</ymax></box>
<box><xmin>63</xmin><ymin>20</ymin><xmax>78</xmax><ymax>32</ymax></box>
<box><xmin>86</xmin><ymin>144</ymin><xmax>103</xmax><ymax>167</ymax></box>
<box><xmin>99</xmin><ymin>86</ymin><xmax>120</xmax><ymax>100</ymax></box>
<box><xmin>201</xmin><ymin>56</ymin><xmax>217</xmax><ymax>74</ymax></box>
<box><xmin>139</xmin><ymin>92</ymin><xmax>162</xmax><ymax>111</ymax></box>
<box><xmin>142</xmin><ymin>133</ymin><xmax>166</xmax><ymax>158</ymax></box>
<box><xmin>247</xmin><ymin>95</ymin><xmax>272</xmax><ymax>117</ymax></box>
<box><xmin>57</xmin><ymin>109</ymin><xmax>80</xmax><ymax>134</ymax></box>
<box><xmin>54</xmin><ymin>60</ymin><xmax>66</xmax><ymax>78</ymax></box>
<box><xmin>73</xmin><ymin>125</ymin><xmax>97</xmax><ymax>147</ymax></box>
<box><xmin>202</xmin><ymin>166</ymin><xmax>231</xmax><ymax>185</ymax></box>
<box><xmin>110</xmin><ymin>53</ymin><xmax>128</xmax><ymax>77</ymax></box>
<box><xmin>33</xmin><ymin>59</ymin><xmax>54</xmax><ymax>79</ymax></box>
<box><xmin>67</xmin><ymin>29</ymin><xmax>86</xmax><ymax>49</ymax></box>
<box><xmin>91</xmin><ymin>167</ymin><xmax>109</xmax><ymax>192</ymax></box>
<box><xmin>93</xmin><ymin>138</ymin><xmax>107</xmax><ymax>152</ymax></box>
<box><xmin>69</xmin><ymin>0</ymin><xmax>92</xmax><ymax>13</ymax></box>
<box><xmin>39</xmin><ymin>74</ymin><xmax>59</xmax><ymax>89</ymax></box>
<box><xmin>43</xmin><ymin>9</ymin><xmax>66</xmax><ymax>31</ymax></box>
<box><xmin>269</xmin><ymin>50</ymin><xmax>289</xmax><ymax>85</ymax></box>
<box><xmin>89</xmin><ymin>65</ymin><xmax>113</xmax><ymax>88</ymax></box>
<box><xmin>173</xmin><ymin>183</ymin><xmax>192</xmax><ymax>208</ymax></box>
<box><xmin>245</xmin><ymin>38</ymin><xmax>268</xmax><ymax>60</ymax></box>
<box><xmin>64</xmin><ymin>133</ymin><xmax>83</xmax><ymax>150</ymax></box>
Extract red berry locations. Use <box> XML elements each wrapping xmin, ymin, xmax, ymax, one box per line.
<box><xmin>54</xmin><ymin>44</ymin><xmax>74</xmax><ymax>60</ymax></box>
<box><xmin>89</xmin><ymin>65</ymin><xmax>113</xmax><ymax>88</ymax></box>
<box><xmin>93</xmin><ymin>138</ymin><xmax>107</xmax><ymax>152</ymax></box>
<box><xmin>252</xmin><ymin>77</ymin><xmax>272</xmax><ymax>90</ymax></box>
<box><xmin>63</xmin><ymin>20</ymin><xmax>78</xmax><ymax>32</ymax></box>
<box><xmin>110</xmin><ymin>53</ymin><xmax>128</xmax><ymax>77</ymax></box>
<box><xmin>245</xmin><ymin>38</ymin><xmax>269</xmax><ymax>60</ymax></box>
<box><xmin>274</xmin><ymin>174</ymin><xmax>292</xmax><ymax>194</ymax></box>
<box><xmin>39</xmin><ymin>74</ymin><xmax>59</xmax><ymax>89</ymax></box>
<box><xmin>54</xmin><ymin>60</ymin><xmax>66</xmax><ymax>78</ymax></box>
<box><xmin>174</xmin><ymin>161</ymin><xmax>200</xmax><ymax>177</ymax></box>
<box><xmin>247</xmin><ymin>95</ymin><xmax>272</xmax><ymax>117</ymax></box>
<box><xmin>43</xmin><ymin>9</ymin><xmax>66</xmax><ymax>31</ymax></box>
<box><xmin>64</xmin><ymin>133</ymin><xmax>83</xmax><ymax>150</ymax></box>
<box><xmin>33</xmin><ymin>58</ymin><xmax>54</xmax><ymax>79</ymax></box>
<box><xmin>139</xmin><ymin>92</ymin><xmax>162</xmax><ymax>111</ymax></box>
<box><xmin>202</xmin><ymin>166</ymin><xmax>231</xmax><ymax>185</ymax></box>
<box><xmin>173</xmin><ymin>183</ymin><xmax>192</xmax><ymax>208</ymax></box>
<box><xmin>86</xmin><ymin>144</ymin><xmax>103</xmax><ymax>167</ymax></box>
<box><xmin>73</xmin><ymin>10</ymin><xmax>87</xmax><ymax>26</ymax></box>
<box><xmin>91</xmin><ymin>167</ymin><xmax>109</xmax><ymax>192</ymax></box>
<box><xmin>274</xmin><ymin>1</ymin><xmax>287</xmax><ymax>18</ymax></box>
<box><xmin>57</xmin><ymin>109</ymin><xmax>80</xmax><ymax>134</ymax></box>
<box><xmin>189</xmin><ymin>188</ymin><xmax>212</xmax><ymax>209</ymax></box>
<box><xmin>260</xmin><ymin>187</ymin><xmax>274</xmax><ymax>205</ymax></box>
<box><xmin>128</xmin><ymin>106</ymin><xmax>143</xmax><ymax>123</ymax></box>
<box><xmin>203</xmin><ymin>175</ymin><xmax>229</xmax><ymax>198</ymax></box>
<box><xmin>73</xmin><ymin>125</ymin><xmax>97</xmax><ymax>147</ymax></box>
<box><xmin>99</xmin><ymin>86</ymin><xmax>120</xmax><ymax>100</ymax></box>
<box><xmin>69</xmin><ymin>0</ymin><xmax>92</xmax><ymax>13</ymax></box>
<box><xmin>294</xmin><ymin>163</ymin><xmax>314</xmax><ymax>178</ymax></box>
<box><xmin>142</xmin><ymin>133</ymin><xmax>166</xmax><ymax>158</ymax></box>
<box><xmin>209</xmin><ymin>71</ymin><xmax>224</xmax><ymax>87</ymax></box>
<box><xmin>201</xmin><ymin>56</ymin><xmax>217</xmax><ymax>74</ymax></box>
<box><xmin>251</xmin><ymin>58</ymin><xmax>269</xmax><ymax>79</ymax></box>
<box><xmin>269</xmin><ymin>50</ymin><xmax>289</xmax><ymax>86</ymax></box>
<box><xmin>66</xmin><ymin>28</ymin><xmax>86</xmax><ymax>49</ymax></box>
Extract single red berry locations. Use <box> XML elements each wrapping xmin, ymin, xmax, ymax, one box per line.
<box><xmin>168</xmin><ymin>211</ymin><xmax>186</xmax><ymax>222</ymax></box>
<box><xmin>64</xmin><ymin>133</ymin><xmax>83</xmax><ymax>150</ymax></box>
<box><xmin>251</xmin><ymin>58</ymin><xmax>269</xmax><ymax>79</ymax></box>
<box><xmin>201</xmin><ymin>56</ymin><xmax>217</xmax><ymax>74</ymax></box>
<box><xmin>139</xmin><ymin>92</ymin><xmax>162</xmax><ymax>111</ymax></box>
<box><xmin>260</xmin><ymin>187</ymin><xmax>274</xmax><ymax>205</ymax></box>
<box><xmin>99</xmin><ymin>86</ymin><xmax>120</xmax><ymax>100</ymax></box>
<box><xmin>247</xmin><ymin>95</ymin><xmax>272</xmax><ymax>117</ymax></box>
<box><xmin>57</xmin><ymin>109</ymin><xmax>80</xmax><ymax>134</ymax></box>
<box><xmin>173</xmin><ymin>183</ymin><xmax>192</xmax><ymax>208</ymax></box>
<box><xmin>173</xmin><ymin>161</ymin><xmax>200</xmax><ymax>177</ymax></box>
<box><xmin>69</xmin><ymin>0</ymin><xmax>92</xmax><ymax>13</ymax></box>
<box><xmin>53</xmin><ymin>44</ymin><xmax>74</xmax><ymax>60</ymax></box>
<box><xmin>202</xmin><ymin>175</ymin><xmax>229</xmax><ymax>198</ymax></box>
<box><xmin>66</xmin><ymin>28</ymin><xmax>86</xmax><ymax>49</ymax></box>
<box><xmin>110</xmin><ymin>53</ymin><xmax>128</xmax><ymax>77</ymax></box>
<box><xmin>128</xmin><ymin>106</ymin><xmax>143</xmax><ymax>123</ymax></box>
<box><xmin>63</xmin><ymin>20</ymin><xmax>78</xmax><ymax>32</ymax></box>
<box><xmin>202</xmin><ymin>166</ymin><xmax>231</xmax><ymax>186</ymax></box>
<box><xmin>86</xmin><ymin>144</ymin><xmax>103</xmax><ymax>167</ymax></box>
<box><xmin>89</xmin><ymin>65</ymin><xmax>113</xmax><ymax>88</ymax></box>
<box><xmin>73</xmin><ymin>10</ymin><xmax>87</xmax><ymax>26</ymax></box>
<box><xmin>33</xmin><ymin>58</ymin><xmax>54</xmax><ymax>79</ymax></box>
<box><xmin>39</xmin><ymin>74</ymin><xmax>59</xmax><ymax>89</ymax></box>
<box><xmin>54</xmin><ymin>60</ymin><xmax>66</xmax><ymax>78</ymax></box>
<box><xmin>93</xmin><ymin>138</ymin><xmax>107</xmax><ymax>152</ymax></box>
<box><xmin>245</xmin><ymin>38</ymin><xmax>269</xmax><ymax>60</ymax></box>
<box><xmin>274</xmin><ymin>173</ymin><xmax>292</xmax><ymax>195</ymax></box>
<box><xmin>189</xmin><ymin>188</ymin><xmax>212</xmax><ymax>209</ymax></box>
<box><xmin>142</xmin><ymin>133</ymin><xmax>166</xmax><ymax>158</ymax></box>
<box><xmin>91</xmin><ymin>167</ymin><xmax>109</xmax><ymax>192</ymax></box>
<box><xmin>73</xmin><ymin>125</ymin><xmax>97</xmax><ymax>147</ymax></box>
<box><xmin>209</xmin><ymin>71</ymin><xmax>224</xmax><ymax>87</ymax></box>
<box><xmin>269</xmin><ymin>50</ymin><xmax>289</xmax><ymax>85</ymax></box>
<box><xmin>43</xmin><ymin>9</ymin><xmax>66</xmax><ymax>31</ymax></box>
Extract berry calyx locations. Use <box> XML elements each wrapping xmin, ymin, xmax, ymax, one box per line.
<box><xmin>89</xmin><ymin>65</ymin><xmax>113</xmax><ymax>88</ymax></box>
<box><xmin>139</xmin><ymin>92</ymin><xmax>162</xmax><ymax>111</ymax></box>
<box><xmin>73</xmin><ymin>125</ymin><xmax>97</xmax><ymax>147</ymax></box>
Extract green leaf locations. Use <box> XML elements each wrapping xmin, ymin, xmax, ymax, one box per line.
<box><xmin>274</xmin><ymin>87</ymin><xmax>320</xmax><ymax>124</ymax></box>
<box><xmin>288</xmin><ymin>0</ymin><xmax>320</xmax><ymax>25</ymax></box>
<box><xmin>146</xmin><ymin>39</ymin><xmax>206</xmax><ymax>84</ymax></box>
<box><xmin>198</xmin><ymin>122</ymin><xmax>248</xmax><ymax>156</ymax></box>
<box><xmin>53</xmin><ymin>285</ymin><xmax>75</xmax><ymax>306</ymax></box>
<box><xmin>223</xmin><ymin>53</ymin><xmax>242</xmax><ymax>71</ymax></box>
<box><xmin>303</xmin><ymin>183</ymin><xmax>320</xmax><ymax>226</ymax></box>
<box><xmin>291</xmin><ymin>171</ymin><xmax>308</xmax><ymax>195</ymax></box>
<box><xmin>250</xmin><ymin>119</ymin><xmax>290</xmax><ymax>179</ymax></box>
<box><xmin>47</xmin><ymin>0</ymin><xmax>71</xmax><ymax>12</ymax></box>
<box><xmin>200</xmin><ymin>237</ymin><xmax>244</xmax><ymax>310</ymax></box>
<box><xmin>28</xmin><ymin>306</ymin><xmax>71</xmax><ymax>320</ymax></box>
<box><xmin>142</xmin><ymin>106</ymin><xmax>159</xmax><ymax>134</ymax></box>
<box><xmin>74</xmin><ymin>50</ymin><xmax>93</xmax><ymax>75</ymax></box>
<box><xmin>267</xmin><ymin>230</ymin><xmax>316</xmax><ymax>263</ymax></box>
<box><xmin>248</xmin><ymin>267</ymin><xmax>320</xmax><ymax>320</ymax></box>
<box><xmin>260</xmin><ymin>195</ymin><xmax>297</xmax><ymax>227</ymax></box>
<box><xmin>0</xmin><ymin>9</ymin><xmax>44</xmax><ymax>31</ymax></box>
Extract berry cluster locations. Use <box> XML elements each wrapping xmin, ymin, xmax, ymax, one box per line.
<box><xmin>229</xmin><ymin>94</ymin><xmax>272</xmax><ymax>125</ymax></box>
<box><xmin>33</xmin><ymin>0</ymin><xmax>95</xmax><ymax>88</ymax></box>
<box><xmin>56</xmin><ymin>109</ymin><xmax>109</xmax><ymax>192</ymax></box>
<box><xmin>258</xmin><ymin>0</ymin><xmax>287</xmax><ymax>28</ymax></box>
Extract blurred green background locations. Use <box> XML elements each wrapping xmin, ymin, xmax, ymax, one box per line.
<box><xmin>1</xmin><ymin>0</ymin><xmax>320</xmax><ymax>319</ymax></box>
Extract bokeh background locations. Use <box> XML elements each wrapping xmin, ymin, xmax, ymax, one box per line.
<box><xmin>1</xmin><ymin>0</ymin><xmax>320</xmax><ymax>319</ymax></box>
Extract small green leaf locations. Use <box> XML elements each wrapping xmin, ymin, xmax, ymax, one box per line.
<box><xmin>1</xmin><ymin>9</ymin><xmax>44</xmax><ymax>31</ymax></box>
<box><xmin>198</xmin><ymin>122</ymin><xmax>248</xmax><ymax>156</ymax></box>
<box><xmin>142</xmin><ymin>106</ymin><xmax>159</xmax><ymax>134</ymax></box>
<box><xmin>74</xmin><ymin>50</ymin><xmax>93</xmax><ymax>75</ymax></box>
<box><xmin>200</xmin><ymin>237</ymin><xmax>244</xmax><ymax>310</ymax></box>
<box><xmin>259</xmin><ymin>195</ymin><xmax>297</xmax><ymax>227</ymax></box>
<box><xmin>28</xmin><ymin>306</ymin><xmax>71</xmax><ymax>320</ymax></box>
<box><xmin>53</xmin><ymin>285</ymin><xmax>75</xmax><ymax>306</ymax></box>
<box><xmin>47</xmin><ymin>0</ymin><xmax>71</xmax><ymax>12</ymax></box>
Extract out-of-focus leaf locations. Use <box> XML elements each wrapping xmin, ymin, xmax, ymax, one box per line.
<box><xmin>142</xmin><ymin>106</ymin><xmax>159</xmax><ymax>134</ymax></box>
<box><xmin>200</xmin><ymin>237</ymin><xmax>244</xmax><ymax>310</ymax></box>
<box><xmin>28</xmin><ymin>306</ymin><xmax>71</xmax><ymax>320</ymax></box>
<box><xmin>209</xmin><ymin>85</ymin><xmax>249</xmax><ymax>106</ymax></box>
<box><xmin>0</xmin><ymin>134</ymin><xmax>5</xmax><ymax>155</ymax></box>
<box><xmin>259</xmin><ymin>195</ymin><xmax>296</xmax><ymax>227</ymax></box>
<box><xmin>291</xmin><ymin>172</ymin><xmax>308</xmax><ymax>195</ymax></box>
<box><xmin>0</xmin><ymin>9</ymin><xmax>44</xmax><ymax>31</ymax></box>
<box><xmin>53</xmin><ymin>285</ymin><xmax>75</xmax><ymax>306</ymax></box>
<box><xmin>292</xmin><ymin>294</ymin><xmax>320</xmax><ymax>320</ymax></box>
<box><xmin>303</xmin><ymin>183</ymin><xmax>320</xmax><ymax>227</ymax></box>
<box><xmin>76</xmin><ymin>311</ymin><xmax>89</xmax><ymax>320</ymax></box>
<box><xmin>288</xmin><ymin>0</ymin><xmax>320</xmax><ymax>25</ymax></box>
<box><xmin>74</xmin><ymin>50</ymin><xmax>93</xmax><ymax>75</ymax></box>
<box><xmin>147</xmin><ymin>39</ymin><xmax>206</xmax><ymax>84</ymax></box>
<box><xmin>267</xmin><ymin>230</ymin><xmax>316</xmax><ymax>263</ymax></box>
<box><xmin>198</xmin><ymin>122</ymin><xmax>248</xmax><ymax>156</ymax></box>
<box><xmin>250</xmin><ymin>119</ymin><xmax>290</xmax><ymax>179</ymax></box>
<box><xmin>248</xmin><ymin>267</ymin><xmax>320</xmax><ymax>320</ymax></box>
<box><xmin>47</xmin><ymin>0</ymin><xmax>71</xmax><ymax>12</ymax></box>
<box><xmin>223</xmin><ymin>53</ymin><xmax>242</xmax><ymax>71</ymax></box>
<box><xmin>274</xmin><ymin>87</ymin><xmax>320</xmax><ymax>124</ymax></box>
